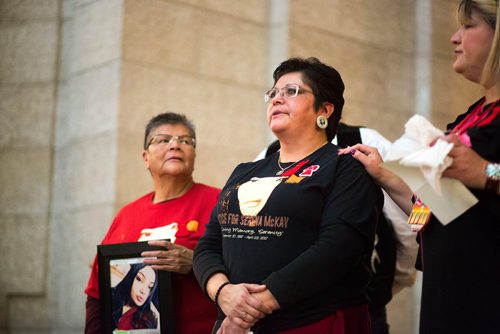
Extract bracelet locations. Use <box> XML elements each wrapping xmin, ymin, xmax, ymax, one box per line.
<box><xmin>214</xmin><ymin>281</ymin><xmax>230</xmax><ymax>306</ymax></box>
<box><xmin>485</xmin><ymin>162</ymin><xmax>500</xmax><ymax>195</ymax></box>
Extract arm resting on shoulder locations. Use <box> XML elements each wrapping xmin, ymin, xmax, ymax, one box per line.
<box><xmin>339</xmin><ymin>144</ymin><xmax>414</xmax><ymax>215</ymax></box>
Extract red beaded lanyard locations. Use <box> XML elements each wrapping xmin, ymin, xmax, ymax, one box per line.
<box><xmin>450</xmin><ymin>98</ymin><xmax>500</xmax><ymax>135</ymax></box>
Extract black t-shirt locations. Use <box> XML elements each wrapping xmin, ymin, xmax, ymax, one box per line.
<box><xmin>194</xmin><ymin>143</ymin><xmax>380</xmax><ymax>332</ymax></box>
<box><xmin>417</xmin><ymin>98</ymin><xmax>500</xmax><ymax>334</ymax></box>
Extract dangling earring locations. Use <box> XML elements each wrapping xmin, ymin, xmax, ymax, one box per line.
<box><xmin>316</xmin><ymin>115</ymin><xmax>328</xmax><ymax>129</ymax></box>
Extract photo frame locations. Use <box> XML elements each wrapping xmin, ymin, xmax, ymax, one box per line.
<box><xmin>98</xmin><ymin>241</ymin><xmax>175</xmax><ymax>333</ymax></box>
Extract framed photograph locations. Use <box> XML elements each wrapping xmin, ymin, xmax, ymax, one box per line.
<box><xmin>98</xmin><ymin>241</ymin><xmax>175</xmax><ymax>334</ymax></box>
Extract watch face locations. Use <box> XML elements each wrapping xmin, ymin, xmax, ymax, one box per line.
<box><xmin>486</xmin><ymin>163</ymin><xmax>500</xmax><ymax>181</ymax></box>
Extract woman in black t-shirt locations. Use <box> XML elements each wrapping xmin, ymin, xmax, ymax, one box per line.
<box><xmin>193</xmin><ymin>57</ymin><xmax>381</xmax><ymax>334</ymax></box>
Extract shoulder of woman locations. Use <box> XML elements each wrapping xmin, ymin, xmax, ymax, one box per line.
<box><xmin>335</xmin><ymin>152</ymin><xmax>371</xmax><ymax>175</ymax></box>
<box><xmin>192</xmin><ymin>182</ymin><xmax>222</xmax><ymax>194</ymax></box>
<box><xmin>226</xmin><ymin>160</ymin><xmax>266</xmax><ymax>182</ymax></box>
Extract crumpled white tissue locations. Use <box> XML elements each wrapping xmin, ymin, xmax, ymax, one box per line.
<box><xmin>382</xmin><ymin>114</ymin><xmax>478</xmax><ymax>225</ymax></box>
<box><xmin>385</xmin><ymin>114</ymin><xmax>453</xmax><ymax>195</ymax></box>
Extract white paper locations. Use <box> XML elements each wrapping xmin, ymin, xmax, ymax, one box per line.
<box><xmin>383</xmin><ymin>161</ymin><xmax>478</xmax><ymax>224</ymax></box>
<box><xmin>383</xmin><ymin>115</ymin><xmax>478</xmax><ymax>225</ymax></box>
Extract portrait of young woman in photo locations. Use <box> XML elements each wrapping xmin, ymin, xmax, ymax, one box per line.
<box><xmin>111</xmin><ymin>263</ymin><xmax>159</xmax><ymax>331</ymax></box>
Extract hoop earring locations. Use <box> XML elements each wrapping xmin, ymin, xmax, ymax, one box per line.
<box><xmin>316</xmin><ymin>115</ymin><xmax>328</xmax><ymax>129</ymax></box>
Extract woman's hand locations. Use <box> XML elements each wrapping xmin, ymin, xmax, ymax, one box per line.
<box><xmin>338</xmin><ymin>144</ymin><xmax>385</xmax><ymax>183</ymax></box>
<box><xmin>141</xmin><ymin>240</ymin><xmax>193</xmax><ymax>274</ymax></box>
<box><xmin>339</xmin><ymin>144</ymin><xmax>414</xmax><ymax>215</ymax></box>
<box><xmin>442</xmin><ymin>135</ymin><xmax>487</xmax><ymax>189</ymax></box>
<box><xmin>215</xmin><ymin>286</ymin><xmax>278</xmax><ymax>333</ymax></box>
<box><xmin>251</xmin><ymin>288</ymin><xmax>280</xmax><ymax>312</ymax></box>
<box><xmin>217</xmin><ymin>283</ymin><xmax>272</xmax><ymax>328</ymax></box>
<box><xmin>216</xmin><ymin>317</ymin><xmax>251</xmax><ymax>334</ymax></box>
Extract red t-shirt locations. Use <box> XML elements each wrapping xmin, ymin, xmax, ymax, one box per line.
<box><xmin>85</xmin><ymin>183</ymin><xmax>220</xmax><ymax>334</ymax></box>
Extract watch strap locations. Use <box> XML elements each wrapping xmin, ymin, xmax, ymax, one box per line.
<box><xmin>485</xmin><ymin>162</ymin><xmax>500</xmax><ymax>195</ymax></box>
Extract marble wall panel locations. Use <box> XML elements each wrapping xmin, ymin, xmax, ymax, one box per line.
<box><xmin>0</xmin><ymin>21</ymin><xmax>58</xmax><ymax>83</ymax></box>
<box><xmin>0</xmin><ymin>215</ymin><xmax>47</xmax><ymax>294</ymax></box>
<box><xmin>8</xmin><ymin>296</ymin><xmax>51</xmax><ymax>329</ymax></box>
<box><xmin>62</xmin><ymin>0</ymin><xmax>110</xmax><ymax>18</ymax></box>
<box><xmin>344</xmin><ymin>100</ymin><xmax>414</xmax><ymax>142</ymax></box>
<box><xmin>56</xmin><ymin>62</ymin><xmax>120</xmax><ymax>146</ymax></box>
<box><xmin>0</xmin><ymin>295</ymin><xmax>5</xmax><ymax>332</ymax></box>
<box><xmin>289</xmin><ymin>0</ymin><xmax>416</xmax><ymax>54</ymax></box>
<box><xmin>115</xmin><ymin>128</ymin><xmax>152</xmax><ymax>206</ymax></box>
<box><xmin>432</xmin><ymin>0</ymin><xmax>460</xmax><ymax>57</ymax></box>
<box><xmin>123</xmin><ymin>0</ymin><xmax>267</xmax><ymax>86</ymax></box>
<box><xmin>123</xmin><ymin>0</ymin><xmax>201</xmax><ymax>72</ymax></box>
<box><xmin>0</xmin><ymin>84</ymin><xmax>54</xmax><ymax>148</ymax></box>
<box><xmin>59</xmin><ymin>0</ymin><xmax>122</xmax><ymax>77</ymax></box>
<box><xmin>197</xmin><ymin>12</ymin><xmax>267</xmax><ymax>85</ymax></box>
<box><xmin>47</xmin><ymin>205</ymin><xmax>115</xmax><ymax>327</ymax></box>
<box><xmin>0</xmin><ymin>150</ymin><xmax>51</xmax><ymax>214</ymax></box>
<box><xmin>160</xmin><ymin>0</ymin><xmax>269</xmax><ymax>24</ymax></box>
<box><xmin>51</xmin><ymin>134</ymin><xmax>117</xmax><ymax>213</ymax></box>
<box><xmin>0</xmin><ymin>0</ymin><xmax>59</xmax><ymax>20</ymax></box>
<box><xmin>201</xmin><ymin>0</ymin><xmax>269</xmax><ymax>23</ymax></box>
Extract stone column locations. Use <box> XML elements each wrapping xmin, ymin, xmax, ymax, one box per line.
<box><xmin>0</xmin><ymin>0</ymin><xmax>60</xmax><ymax>332</ymax></box>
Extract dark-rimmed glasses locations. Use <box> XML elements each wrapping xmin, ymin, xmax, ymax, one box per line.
<box><xmin>264</xmin><ymin>84</ymin><xmax>313</xmax><ymax>103</ymax></box>
<box><xmin>147</xmin><ymin>134</ymin><xmax>196</xmax><ymax>149</ymax></box>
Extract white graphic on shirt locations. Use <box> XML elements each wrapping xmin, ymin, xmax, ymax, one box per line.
<box><xmin>237</xmin><ymin>177</ymin><xmax>283</xmax><ymax>216</ymax></box>
<box><xmin>138</xmin><ymin>222</ymin><xmax>178</xmax><ymax>243</ymax></box>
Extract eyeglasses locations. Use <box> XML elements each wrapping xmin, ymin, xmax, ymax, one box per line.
<box><xmin>264</xmin><ymin>84</ymin><xmax>313</xmax><ymax>103</ymax></box>
<box><xmin>147</xmin><ymin>134</ymin><xmax>196</xmax><ymax>149</ymax></box>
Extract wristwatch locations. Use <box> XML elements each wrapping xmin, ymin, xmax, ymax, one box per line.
<box><xmin>485</xmin><ymin>162</ymin><xmax>500</xmax><ymax>195</ymax></box>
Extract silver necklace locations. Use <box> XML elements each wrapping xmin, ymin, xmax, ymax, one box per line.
<box><xmin>276</xmin><ymin>159</ymin><xmax>299</xmax><ymax>176</ymax></box>
<box><xmin>276</xmin><ymin>141</ymin><xmax>329</xmax><ymax>176</ymax></box>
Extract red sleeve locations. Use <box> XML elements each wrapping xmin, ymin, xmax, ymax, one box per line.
<box><xmin>84</xmin><ymin>214</ymin><xmax>123</xmax><ymax>298</ymax></box>
<box><xmin>84</xmin><ymin>254</ymin><xmax>100</xmax><ymax>299</ymax></box>
<box><xmin>85</xmin><ymin>295</ymin><xmax>101</xmax><ymax>334</ymax></box>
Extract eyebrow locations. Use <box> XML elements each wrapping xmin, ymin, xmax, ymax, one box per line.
<box><xmin>150</xmin><ymin>133</ymin><xmax>192</xmax><ymax>139</ymax></box>
<box><xmin>137</xmin><ymin>269</ymin><xmax>156</xmax><ymax>285</ymax></box>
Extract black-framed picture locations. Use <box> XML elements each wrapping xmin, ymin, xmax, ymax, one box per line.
<box><xmin>98</xmin><ymin>241</ymin><xmax>175</xmax><ymax>333</ymax></box>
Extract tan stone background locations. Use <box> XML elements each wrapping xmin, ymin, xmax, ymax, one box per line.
<box><xmin>0</xmin><ymin>0</ymin><xmax>482</xmax><ymax>332</ymax></box>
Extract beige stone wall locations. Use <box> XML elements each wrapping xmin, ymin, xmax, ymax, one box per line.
<box><xmin>116</xmin><ymin>0</ymin><xmax>270</xmax><ymax>206</ymax></box>
<box><xmin>0</xmin><ymin>0</ymin><xmax>484</xmax><ymax>332</ymax></box>
<box><xmin>0</xmin><ymin>0</ymin><xmax>60</xmax><ymax>332</ymax></box>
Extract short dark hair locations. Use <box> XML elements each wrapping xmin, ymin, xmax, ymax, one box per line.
<box><xmin>272</xmin><ymin>57</ymin><xmax>345</xmax><ymax>141</ymax></box>
<box><xmin>144</xmin><ymin>112</ymin><xmax>196</xmax><ymax>150</ymax></box>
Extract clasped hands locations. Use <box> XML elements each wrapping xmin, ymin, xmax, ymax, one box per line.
<box><xmin>216</xmin><ymin>283</ymin><xmax>279</xmax><ymax>334</ymax></box>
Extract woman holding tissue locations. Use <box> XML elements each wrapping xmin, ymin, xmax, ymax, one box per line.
<box><xmin>193</xmin><ymin>57</ymin><xmax>380</xmax><ymax>334</ymax></box>
<box><xmin>340</xmin><ymin>1</ymin><xmax>500</xmax><ymax>333</ymax></box>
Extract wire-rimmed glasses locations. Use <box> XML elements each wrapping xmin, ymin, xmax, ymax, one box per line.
<box><xmin>264</xmin><ymin>84</ymin><xmax>313</xmax><ymax>103</ymax></box>
<box><xmin>147</xmin><ymin>134</ymin><xmax>196</xmax><ymax>149</ymax></box>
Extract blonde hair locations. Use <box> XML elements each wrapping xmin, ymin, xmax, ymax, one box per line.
<box><xmin>458</xmin><ymin>0</ymin><xmax>499</xmax><ymax>86</ymax></box>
